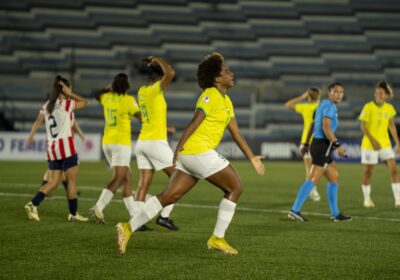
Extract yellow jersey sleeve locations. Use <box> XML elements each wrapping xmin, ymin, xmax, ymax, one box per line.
<box><xmin>127</xmin><ymin>96</ymin><xmax>140</xmax><ymax>117</ymax></box>
<box><xmin>359</xmin><ymin>103</ymin><xmax>371</xmax><ymax>123</ymax></box>
<box><xmin>196</xmin><ymin>91</ymin><xmax>215</xmax><ymax>116</ymax></box>
<box><xmin>294</xmin><ymin>103</ymin><xmax>306</xmax><ymax>114</ymax></box>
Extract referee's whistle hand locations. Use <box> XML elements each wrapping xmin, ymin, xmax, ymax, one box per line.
<box><xmin>337</xmin><ymin>147</ymin><xmax>346</xmax><ymax>157</ymax></box>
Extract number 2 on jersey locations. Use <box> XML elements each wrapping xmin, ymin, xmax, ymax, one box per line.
<box><xmin>107</xmin><ymin>108</ymin><xmax>117</xmax><ymax>127</ymax></box>
<box><xmin>48</xmin><ymin>115</ymin><xmax>59</xmax><ymax>138</ymax></box>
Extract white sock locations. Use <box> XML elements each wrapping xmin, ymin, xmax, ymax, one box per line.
<box><xmin>134</xmin><ymin>201</ymin><xmax>144</xmax><ymax>215</ymax></box>
<box><xmin>391</xmin><ymin>183</ymin><xmax>400</xmax><ymax>201</ymax></box>
<box><xmin>129</xmin><ymin>196</ymin><xmax>162</xmax><ymax>232</ymax></box>
<box><xmin>160</xmin><ymin>204</ymin><xmax>174</xmax><ymax>218</ymax></box>
<box><xmin>362</xmin><ymin>185</ymin><xmax>371</xmax><ymax>201</ymax></box>
<box><xmin>213</xmin><ymin>198</ymin><xmax>237</xmax><ymax>238</ymax></box>
<box><xmin>123</xmin><ymin>196</ymin><xmax>135</xmax><ymax>219</ymax></box>
<box><xmin>95</xmin><ymin>189</ymin><xmax>114</xmax><ymax>212</ymax></box>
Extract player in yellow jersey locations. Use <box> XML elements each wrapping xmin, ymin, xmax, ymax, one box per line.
<box><xmin>116</xmin><ymin>53</ymin><xmax>265</xmax><ymax>255</ymax></box>
<box><xmin>89</xmin><ymin>73</ymin><xmax>141</xmax><ymax>223</ymax></box>
<box><xmin>134</xmin><ymin>56</ymin><xmax>178</xmax><ymax>231</ymax></box>
<box><xmin>359</xmin><ymin>81</ymin><xmax>400</xmax><ymax>208</ymax></box>
<box><xmin>285</xmin><ymin>88</ymin><xmax>321</xmax><ymax>201</ymax></box>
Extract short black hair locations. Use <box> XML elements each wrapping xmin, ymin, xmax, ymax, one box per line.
<box><xmin>197</xmin><ymin>53</ymin><xmax>224</xmax><ymax>90</ymax></box>
<box><xmin>112</xmin><ymin>73</ymin><xmax>130</xmax><ymax>94</ymax></box>
<box><xmin>328</xmin><ymin>82</ymin><xmax>344</xmax><ymax>92</ymax></box>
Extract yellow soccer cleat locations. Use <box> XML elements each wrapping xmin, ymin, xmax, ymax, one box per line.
<box><xmin>116</xmin><ymin>222</ymin><xmax>132</xmax><ymax>255</ymax></box>
<box><xmin>24</xmin><ymin>202</ymin><xmax>40</xmax><ymax>221</ymax></box>
<box><xmin>89</xmin><ymin>207</ymin><xmax>106</xmax><ymax>224</ymax></box>
<box><xmin>68</xmin><ymin>213</ymin><xmax>89</xmax><ymax>222</ymax></box>
<box><xmin>207</xmin><ymin>234</ymin><xmax>238</xmax><ymax>256</ymax></box>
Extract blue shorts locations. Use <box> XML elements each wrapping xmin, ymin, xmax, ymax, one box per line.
<box><xmin>48</xmin><ymin>154</ymin><xmax>79</xmax><ymax>171</ymax></box>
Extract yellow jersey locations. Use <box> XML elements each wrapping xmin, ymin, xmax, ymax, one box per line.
<box><xmin>181</xmin><ymin>87</ymin><xmax>235</xmax><ymax>155</ymax></box>
<box><xmin>294</xmin><ymin>103</ymin><xmax>318</xmax><ymax>144</ymax></box>
<box><xmin>137</xmin><ymin>81</ymin><xmax>167</xmax><ymax>140</ymax></box>
<box><xmin>100</xmin><ymin>92</ymin><xmax>140</xmax><ymax>146</ymax></box>
<box><xmin>359</xmin><ymin>101</ymin><xmax>396</xmax><ymax>150</ymax></box>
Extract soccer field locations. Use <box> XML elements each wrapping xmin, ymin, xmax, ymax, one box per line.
<box><xmin>1</xmin><ymin>160</ymin><xmax>399</xmax><ymax>279</ymax></box>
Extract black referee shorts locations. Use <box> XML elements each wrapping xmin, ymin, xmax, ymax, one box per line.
<box><xmin>310</xmin><ymin>139</ymin><xmax>334</xmax><ymax>167</ymax></box>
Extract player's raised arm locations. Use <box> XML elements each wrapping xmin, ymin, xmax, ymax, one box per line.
<box><xmin>59</xmin><ymin>81</ymin><xmax>88</xmax><ymax>110</ymax></box>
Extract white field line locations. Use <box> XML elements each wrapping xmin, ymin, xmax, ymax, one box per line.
<box><xmin>1</xmin><ymin>182</ymin><xmax>400</xmax><ymax>223</ymax></box>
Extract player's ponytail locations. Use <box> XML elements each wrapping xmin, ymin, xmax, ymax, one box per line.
<box><xmin>47</xmin><ymin>75</ymin><xmax>71</xmax><ymax>114</ymax></box>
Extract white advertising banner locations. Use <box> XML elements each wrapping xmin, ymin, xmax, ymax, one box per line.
<box><xmin>0</xmin><ymin>132</ymin><xmax>102</xmax><ymax>161</ymax></box>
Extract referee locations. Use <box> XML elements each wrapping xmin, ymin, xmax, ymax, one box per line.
<box><xmin>288</xmin><ymin>82</ymin><xmax>351</xmax><ymax>222</ymax></box>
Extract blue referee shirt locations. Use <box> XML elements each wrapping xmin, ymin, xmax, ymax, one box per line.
<box><xmin>313</xmin><ymin>99</ymin><xmax>338</xmax><ymax>139</ymax></box>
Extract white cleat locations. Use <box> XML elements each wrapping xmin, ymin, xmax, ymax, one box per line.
<box><xmin>24</xmin><ymin>202</ymin><xmax>40</xmax><ymax>221</ymax></box>
<box><xmin>68</xmin><ymin>213</ymin><xmax>89</xmax><ymax>222</ymax></box>
<box><xmin>89</xmin><ymin>207</ymin><xmax>106</xmax><ymax>224</ymax></box>
<box><xmin>363</xmin><ymin>199</ymin><xmax>375</xmax><ymax>208</ymax></box>
<box><xmin>309</xmin><ymin>187</ymin><xmax>321</xmax><ymax>202</ymax></box>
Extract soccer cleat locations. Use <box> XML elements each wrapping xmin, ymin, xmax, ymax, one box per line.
<box><xmin>309</xmin><ymin>187</ymin><xmax>321</xmax><ymax>202</ymax></box>
<box><xmin>156</xmin><ymin>215</ymin><xmax>179</xmax><ymax>231</ymax></box>
<box><xmin>330</xmin><ymin>213</ymin><xmax>352</xmax><ymax>222</ymax></box>
<box><xmin>24</xmin><ymin>202</ymin><xmax>40</xmax><ymax>221</ymax></box>
<box><xmin>135</xmin><ymin>224</ymin><xmax>153</xmax><ymax>232</ymax></box>
<box><xmin>207</xmin><ymin>234</ymin><xmax>238</xmax><ymax>255</ymax></box>
<box><xmin>288</xmin><ymin>210</ymin><xmax>306</xmax><ymax>222</ymax></box>
<box><xmin>116</xmin><ymin>222</ymin><xmax>132</xmax><ymax>255</ymax></box>
<box><xmin>363</xmin><ymin>199</ymin><xmax>375</xmax><ymax>208</ymax></box>
<box><xmin>89</xmin><ymin>207</ymin><xmax>106</xmax><ymax>224</ymax></box>
<box><xmin>68</xmin><ymin>213</ymin><xmax>89</xmax><ymax>222</ymax></box>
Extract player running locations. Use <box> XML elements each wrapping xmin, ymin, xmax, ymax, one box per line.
<box><xmin>89</xmin><ymin>73</ymin><xmax>141</xmax><ymax>224</ymax></box>
<box><xmin>116</xmin><ymin>53</ymin><xmax>265</xmax><ymax>255</ymax></box>
<box><xmin>134</xmin><ymin>56</ymin><xmax>178</xmax><ymax>231</ymax></box>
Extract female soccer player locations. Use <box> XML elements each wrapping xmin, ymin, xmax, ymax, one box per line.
<box><xmin>359</xmin><ymin>81</ymin><xmax>400</xmax><ymax>208</ymax></box>
<box><xmin>27</xmin><ymin>105</ymin><xmax>85</xmax><ymax>194</ymax></box>
<box><xmin>134</xmin><ymin>56</ymin><xmax>178</xmax><ymax>231</ymax></box>
<box><xmin>24</xmin><ymin>75</ymin><xmax>89</xmax><ymax>222</ymax></box>
<box><xmin>116</xmin><ymin>53</ymin><xmax>265</xmax><ymax>255</ymax></box>
<box><xmin>285</xmin><ymin>88</ymin><xmax>321</xmax><ymax>201</ymax></box>
<box><xmin>89</xmin><ymin>73</ymin><xmax>141</xmax><ymax>224</ymax></box>
<box><xmin>288</xmin><ymin>83</ymin><xmax>351</xmax><ymax>222</ymax></box>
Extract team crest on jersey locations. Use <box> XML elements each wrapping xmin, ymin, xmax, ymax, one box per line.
<box><xmin>203</xmin><ymin>96</ymin><xmax>210</xmax><ymax>103</ymax></box>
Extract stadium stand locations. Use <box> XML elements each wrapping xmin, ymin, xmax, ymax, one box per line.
<box><xmin>1</xmin><ymin>0</ymin><xmax>399</xmax><ymax>140</ymax></box>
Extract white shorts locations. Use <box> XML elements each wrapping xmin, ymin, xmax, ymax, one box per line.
<box><xmin>361</xmin><ymin>148</ymin><xmax>395</xmax><ymax>165</ymax></box>
<box><xmin>135</xmin><ymin>140</ymin><xmax>173</xmax><ymax>171</ymax></box>
<box><xmin>176</xmin><ymin>150</ymin><xmax>230</xmax><ymax>179</ymax></box>
<box><xmin>102</xmin><ymin>144</ymin><xmax>131</xmax><ymax>167</ymax></box>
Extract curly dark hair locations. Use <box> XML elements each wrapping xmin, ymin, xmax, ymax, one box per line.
<box><xmin>197</xmin><ymin>53</ymin><xmax>224</xmax><ymax>90</ymax></box>
<box><xmin>138</xmin><ymin>57</ymin><xmax>163</xmax><ymax>81</ymax></box>
<box><xmin>112</xmin><ymin>73</ymin><xmax>130</xmax><ymax>94</ymax></box>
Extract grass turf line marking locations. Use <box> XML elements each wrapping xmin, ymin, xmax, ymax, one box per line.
<box><xmin>2</xmin><ymin>190</ymin><xmax>400</xmax><ymax>223</ymax></box>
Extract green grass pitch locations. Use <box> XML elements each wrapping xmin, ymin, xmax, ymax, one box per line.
<box><xmin>1</xmin><ymin>160</ymin><xmax>399</xmax><ymax>279</ymax></box>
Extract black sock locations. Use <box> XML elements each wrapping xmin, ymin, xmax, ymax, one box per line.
<box><xmin>62</xmin><ymin>180</ymin><xmax>68</xmax><ymax>191</ymax></box>
<box><xmin>68</xmin><ymin>198</ymin><xmax>77</xmax><ymax>216</ymax></box>
<box><xmin>41</xmin><ymin>180</ymin><xmax>48</xmax><ymax>186</ymax></box>
<box><xmin>31</xmin><ymin>191</ymin><xmax>46</xmax><ymax>206</ymax></box>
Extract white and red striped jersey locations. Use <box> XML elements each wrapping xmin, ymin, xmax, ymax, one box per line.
<box><xmin>40</xmin><ymin>98</ymin><xmax>76</xmax><ymax>161</ymax></box>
